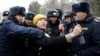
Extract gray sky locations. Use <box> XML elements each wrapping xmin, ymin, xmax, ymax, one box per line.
<box><xmin>0</xmin><ymin>0</ymin><xmax>46</xmax><ymax>12</ymax></box>
<box><xmin>0</xmin><ymin>0</ymin><xmax>78</xmax><ymax>12</ymax></box>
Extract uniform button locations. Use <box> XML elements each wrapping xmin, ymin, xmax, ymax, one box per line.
<box><xmin>39</xmin><ymin>47</ymin><xmax>42</xmax><ymax>50</ymax></box>
<box><xmin>67</xmin><ymin>49</ymin><xmax>70</xmax><ymax>52</ymax></box>
<box><xmin>38</xmin><ymin>52</ymin><xmax>40</xmax><ymax>55</ymax></box>
<box><xmin>26</xmin><ymin>38</ymin><xmax>28</xmax><ymax>40</ymax></box>
<box><xmin>74</xmin><ymin>54</ymin><xmax>78</xmax><ymax>56</ymax></box>
<box><xmin>81</xmin><ymin>32</ymin><xmax>84</xmax><ymax>34</ymax></box>
<box><xmin>97</xmin><ymin>51</ymin><xmax>100</xmax><ymax>54</ymax></box>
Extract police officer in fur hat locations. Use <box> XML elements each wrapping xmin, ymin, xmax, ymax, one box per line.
<box><xmin>0</xmin><ymin>6</ymin><xmax>45</xmax><ymax>56</ymax></box>
<box><xmin>66</xmin><ymin>2</ymin><xmax>100</xmax><ymax>56</ymax></box>
<box><xmin>0</xmin><ymin>11</ymin><xmax>9</xmax><ymax>26</ymax></box>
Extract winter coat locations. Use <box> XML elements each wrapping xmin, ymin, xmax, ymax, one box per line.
<box><xmin>65</xmin><ymin>14</ymin><xmax>100</xmax><ymax>56</ymax></box>
<box><xmin>0</xmin><ymin>16</ymin><xmax>44</xmax><ymax>56</ymax></box>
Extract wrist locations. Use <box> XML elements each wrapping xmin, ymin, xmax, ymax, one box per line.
<box><xmin>70</xmin><ymin>32</ymin><xmax>76</xmax><ymax>38</ymax></box>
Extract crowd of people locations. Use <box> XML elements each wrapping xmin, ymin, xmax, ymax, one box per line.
<box><xmin>0</xmin><ymin>2</ymin><xmax>100</xmax><ymax>56</ymax></box>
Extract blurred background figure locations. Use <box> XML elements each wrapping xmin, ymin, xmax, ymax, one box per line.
<box><xmin>0</xmin><ymin>11</ymin><xmax>9</xmax><ymax>26</ymax></box>
<box><xmin>22</xmin><ymin>13</ymin><xmax>35</xmax><ymax>27</ymax></box>
<box><xmin>3</xmin><ymin>11</ymin><xmax>9</xmax><ymax>19</ymax></box>
<box><xmin>63</xmin><ymin>11</ymin><xmax>74</xmax><ymax>34</ymax></box>
<box><xmin>56</xmin><ymin>9</ymin><xmax>63</xmax><ymax>20</ymax></box>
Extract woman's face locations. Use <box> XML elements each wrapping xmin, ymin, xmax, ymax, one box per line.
<box><xmin>36</xmin><ymin>18</ymin><xmax>47</xmax><ymax>30</ymax></box>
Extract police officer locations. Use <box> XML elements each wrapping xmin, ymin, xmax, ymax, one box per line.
<box><xmin>0</xmin><ymin>6</ymin><xmax>81</xmax><ymax>56</ymax></box>
<box><xmin>0</xmin><ymin>11</ymin><xmax>9</xmax><ymax>26</ymax></box>
<box><xmin>23</xmin><ymin>13</ymin><xmax>35</xmax><ymax>27</ymax></box>
<box><xmin>3</xmin><ymin>11</ymin><xmax>9</xmax><ymax>19</ymax></box>
<box><xmin>0</xmin><ymin>11</ymin><xmax>9</xmax><ymax>48</ymax></box>
<box><xmin>47</xmin><ymin>10</ymin><xmax>64</xmax><ymax>37</ymax></box>
<box><xmin>22</xmin><ymin>12</ymin><xmax>36</xmax><ymax>56</ymax></box>
<box><xmin>66</xmin><ymin>2</ymin><xmax>100</xmax><ymax>56</ymax></box>
<box><xmin>0</xmin><ymin>6</ymin><xmax>44</xmax><ymax>56</ymax></box>
<box><xmin>63</xmin><ymin>11</ymin><xmax>74</xmax><ymax>34</ymax></box>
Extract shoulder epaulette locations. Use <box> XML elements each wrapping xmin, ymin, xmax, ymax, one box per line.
<box><xmin>94</xmin><ymin>17</ymin><xmax>100</xmax><ymax>22</ymax></box>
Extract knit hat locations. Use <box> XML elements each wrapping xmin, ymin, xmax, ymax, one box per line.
<box><xmin>33</xmin><ymin>14</ymin><xmax>46</xmax><ymax>25</ymax></box>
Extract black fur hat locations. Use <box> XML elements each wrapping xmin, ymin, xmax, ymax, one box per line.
<box><xmin>25</xmin><ymin>13</ymin><xmax>35</xmax><ymax>20</ymax></box>
<box><xmin>72</xmin><ymin>2</ymin><xmax>90</xmax><ymax>14</ymax></box>
<box><xmin>72</xmin><ymin>3</ymin><xmax>80</xmax><ymax>13</ymax></box>
<box><xmin>9</xmin><ymin>6</ymin><xmax>26</xmax><ymax>16</ymax></box>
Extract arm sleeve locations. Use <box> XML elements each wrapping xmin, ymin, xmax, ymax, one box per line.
<box><xmin>3</xmin><ymin>20</ymin><xmax>44</xmax><ymax>40</ymax></box>
<box><xmin>34</xmin><ymin>36</ymin><xmax>70</xmax><ymax>47</ymax></box>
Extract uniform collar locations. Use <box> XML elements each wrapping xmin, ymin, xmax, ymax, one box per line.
<box><xmin>8</xmin><ymin>16</ymin><xmax>19</xmax><ymax>25</ymax></box>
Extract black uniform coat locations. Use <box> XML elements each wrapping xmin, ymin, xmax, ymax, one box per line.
<box><xmin>65</xmin><ymin>14</ymin><xmax>100</xmax><ymax>56</ymax></box>
<box><xmin>0</xmin><ymin>16</ymin><xmax>45</xmax><ymax>56</ymax></box>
